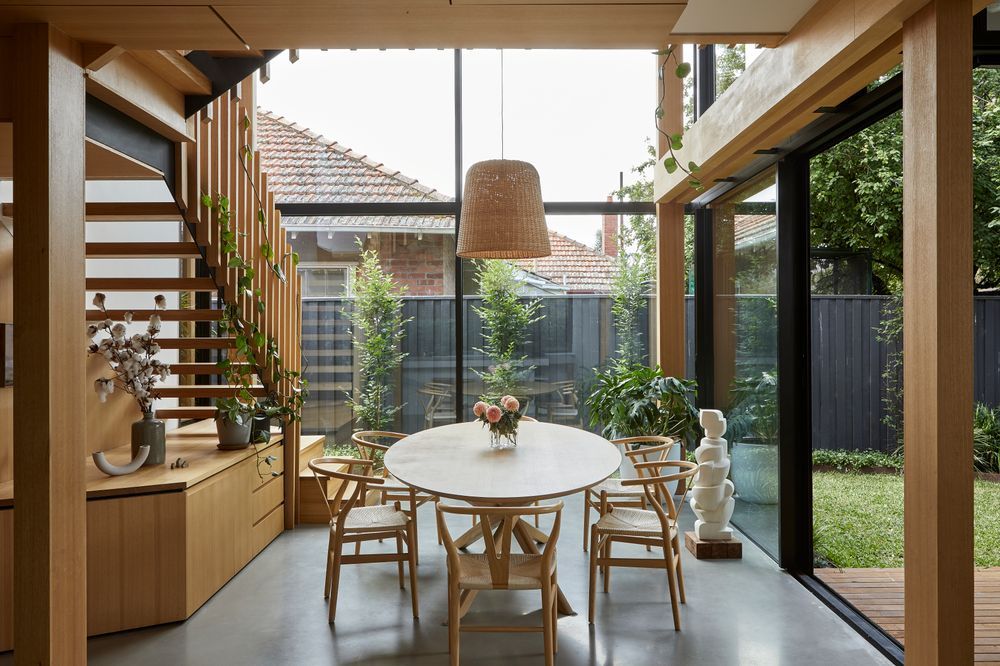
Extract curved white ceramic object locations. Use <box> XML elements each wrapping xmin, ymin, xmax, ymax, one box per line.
<box><xmin>92</xmin><ymin>445</ymin><xmax>150</xmax><ymax>476</ymax></box>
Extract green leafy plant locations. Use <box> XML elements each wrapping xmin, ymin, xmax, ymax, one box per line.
<box><xmin>202</xmin><ymin>192</ymin><xmax>307</xmax><ymax>437</ymax></box>
<box><xmin>812</xmin><ymin>449</ymin><xmax>904</xmax><ymax>473</ymax></box>
<box><xmin>726</xmin><ymin>371</ymin><xmax>779</xmax><ymax>446</ymax></box>
<box><xmin>472</xmin><ymin>260</ymin><xmax>544</xmax><ymax>400</ymax></box>
<box><xmin>346</xmin><ymin>243</ymin><xmax>411</xmax><ymax>431</ymax></box>
<box><xmin>654</xmin><ymin>46</ymin><xmax>701</xmax><ymax>189</ymax></box>
<box><xmin>586</xmin><ymin>362</ymin><xmax>699</xmax><ymax>447</ymax></box>
<box><xmin>974</xmin><ymin>403</ymin><xmax>1000</xmax><ymax>473</ymax></box>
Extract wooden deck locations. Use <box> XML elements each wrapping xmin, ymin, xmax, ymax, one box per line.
<box><xmin>815</xmin><ymin>567</ymin><xmax>1000</xmax><ymax>663</ymax></box>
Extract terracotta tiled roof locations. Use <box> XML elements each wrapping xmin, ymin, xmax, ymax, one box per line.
<box><xmin>515</xmin><ymin>232</ymin><xmax>616</xmax><ymax>293</ymax></box>
<box><xmin>734</xmin><ymin>213</ymin><xmax>776</xmax><ymax>248</ymax></box>
<box><xmin>257</xmin><ymin>109</ymin><xmax>453</xmax><ymax>231</ymax></box>
<box><xmin>258</xmin><ymin>109</ymin><xmax>617</xmax><ymax>292</ymax></box>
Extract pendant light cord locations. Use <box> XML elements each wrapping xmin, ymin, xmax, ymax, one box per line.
<box><xmin>500</xmin><ymin>49</ymin><xmax>505</xmax><ymax>159</ymax></box>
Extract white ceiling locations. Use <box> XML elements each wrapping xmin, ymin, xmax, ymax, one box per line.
<box><xmin>672</xmin><ymin>0</ymin><xmax>818</xmax><ymax>36</ymax></box>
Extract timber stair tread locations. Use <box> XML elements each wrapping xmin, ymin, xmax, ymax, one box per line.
<box><xmin>86</xmin><ymin>242</ymin><xmax>202</xmax><ymax>258</ymax></box>
<box><xmin>157</xmin><ymin>337</ymin><xmax>234</xmax><ymax>349</ymax></box>
<box><xmin>86</xmin><ymin>277</ymin><xmax>218</xmax><ymax>291</ymax></box>
<box><xmin>86</xmin><ymin>309</ymin><xmax>223</xmax><ymax>321</ymax></box>
<box><xmin>170</xmin><ymin>362</ymin><xmax>251</xmax><ymax>375</ymax></box>
<box><xmin>2</xmin><ymin>202</ymin><xmax>184</xmax><ymax>221</ymax></box>
<box><xmin>155</xmin><ymin>406</ymin><xmax>219</xmax><ymax>420</ymax></box>
<box><xmin>156</xmin><ymin>385</ymin><xmax>266</xmax><ymax>399</ymax></box>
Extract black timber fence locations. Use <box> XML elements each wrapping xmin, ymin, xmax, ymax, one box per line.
<box><xmin>301</xmin><ymin>294</ymin><xmax>1000</xmax><ymax>453</ymax></box>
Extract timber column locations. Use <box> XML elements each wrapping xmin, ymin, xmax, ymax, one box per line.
<box><xmin>12</xmin><ymin>23</ymin><xmax>87</xmax><ymax>664</ymax></box>
<box><xmin>902</xmin><ymin>2</ymin><xmax>973</xmax><ymax>664</ymax></box>
<box><xmin>655</xmin><ymin>47</ymin><xmax>686</xmax><ymax>378</ymax></box>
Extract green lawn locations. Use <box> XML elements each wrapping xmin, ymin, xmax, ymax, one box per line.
<box><xmin>813</xmin><ymin>471</ymin><xmax>1000</xmax><ymax>569</ymax></box>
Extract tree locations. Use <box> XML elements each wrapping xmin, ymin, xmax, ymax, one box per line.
<box><xmin>473</xmin><ymin>260</ymin><xmax>544</xmax><ymax>399</ymax></box>
<box><xmin>347</xmin><ymin>244</ymin><xmax>410</xmax><ymax>430</ymax></box>
<box><xmin>810</xmin><ymin>68</ymin><xmax>1000</xmax><ymax>293</ymax></box>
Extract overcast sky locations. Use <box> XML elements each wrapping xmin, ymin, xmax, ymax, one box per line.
<box><xmin>258</xmin><ymin>49</ymin><xmax>661</xmax><ymax>245</ymax></box>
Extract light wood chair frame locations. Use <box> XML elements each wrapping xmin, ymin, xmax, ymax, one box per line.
<box><xmin>436</xmin><ymin>502</ymin><xmax>564</xmax><ymax>666</ymax></box>
<box><xmin>308</xmin><ymin>456</ymin><xmax>419</xmax><ymax>623</ymax></box>
<box><xmin>352</xmin><ymin>430</ymin><xmax>440</xmax><ymax>564</ymax></box>
<box><xmin>417</xmin><ymin>383</ymin><xmax>457</xmax><ymax>428</ymax></box>
<box><xmin>583</xmin><ymin>436</ymin><xmax>680</xmax><ymax>551</ymax></box>
<box><xmin>588</xmin><ymin>459</ymin><xmax>697</xmax><ymax>631</ymax></box>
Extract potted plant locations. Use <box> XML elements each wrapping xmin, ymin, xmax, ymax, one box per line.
<box><xmin>215</xmin><ymin>396</ymin><xmax>255</xmax><ymax>449</ymax></box>
<box><xmin>726</xmin><ymin>371</ymin><xmax>779</xmax><ymax>504</ymax></box>
<box><xmin>88</xmin><ymin>293</ymin><xmax>172</xmax><ymax>466</ymax></box>
<box><xmin>586</xmin><ymin>361</ymin><xmax>699</xmax><ymax>492</ymax></box>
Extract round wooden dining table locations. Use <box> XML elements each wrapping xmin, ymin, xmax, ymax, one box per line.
<box><xmin>384</xmin><ymin>420</ymin><xmax>622</xmax><ymax>616</ymax></box>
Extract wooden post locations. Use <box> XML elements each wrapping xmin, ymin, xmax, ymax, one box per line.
<box><xmin>655</xmin><ymin>47</ymin><xmax>686</xmax><ymax>378</ymax></box>
<box><xmin>902</xmin><ymin>2</ymin><xmax>973</xmax><ymax>664</ymax></box>
<box><xmin>12</xmin><ymin>23</ymin><xmax>87</xmax><ymax>664</ymax></box>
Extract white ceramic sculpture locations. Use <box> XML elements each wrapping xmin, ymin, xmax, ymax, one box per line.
<box><xmin>689</xmin><ymin>409</ymin><xmax>735</xmax><ymax>541</ymax></box>
<box><xmin>92</xmin><ymin>445</ymin><xmax>150</xmax><ymax>477</ymax></box>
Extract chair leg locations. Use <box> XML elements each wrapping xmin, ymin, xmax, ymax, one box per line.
<box><xmin>324</xmin><ymin>529</ymin><xmax>335</xmax><ymax>599</ymax></box>
<box><xmin>407</xmin><ymin>526</ymin><xmax>420</xmax><ymax>619</ymax></box>
<box><xmin>582</xmin><ymin>493</ymin><xmax>591</xmax><ymax>552</ymax></box>
<box><xmin>664</xmin><ymin>537</ymin><xmax>681</xmax><ymax>631</ymax></box>
<box><xmin>448</xmin><ymin>581</ymin><xmax>460</xmax><ymax>666</ymax></box>
<box><xmin>603</xmin><ymin>538</ymin><xmax>612</xmax><ymax>593</ymax></box>
<box><xmin>328</xmin><ymin>533</ymin><xmax>344</xmax><ymax>623</ymax></box>
<box><xmin>673</xmin><ymin>534</ymin><xmax>686</xmax><ymax>603</ymax></box>
<box><xmin>395</xmin><ymin>531</ymin><xmax>405</xmax><ymax>589</ymax></box>
<box><xmin>551</xmin><ymin>574</ymin><xmax>559</xmax><ymax>654</ymax></box>
<box><xmin>410</xmin><ymin>502</ymin><xmax>420</xmax><ymax>566</ymax></box>
<box><xmin>541</xmin><ymin>577</ymin><xmax>554</xmax><ymax>666</ymax></box>
<box><xmin>588</xmin><ymin>527</ymin><xmax>600</xmax><ymax>624</ymax></box>
<box><xmin>435</xmin><ymin>498</ymin><xmax>443</xmax><ymax>545</ymax></box>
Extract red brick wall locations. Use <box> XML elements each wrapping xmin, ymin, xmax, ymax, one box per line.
<box><xmin>373</xmin><ymin>233</ymin><xmax>451</xmax><ymax>296</ymax></box>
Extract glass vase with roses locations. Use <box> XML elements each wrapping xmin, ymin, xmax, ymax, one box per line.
<box><xmin>473</xmin><ymin>395</ymin><xmax>523</xmax><ymax>449</ymax></box>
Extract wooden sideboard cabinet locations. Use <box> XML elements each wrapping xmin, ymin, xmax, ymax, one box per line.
<box><xmin>0</xmin><ymin>421</ymin><xmax>287</xmax><ymax>651</ymax></box>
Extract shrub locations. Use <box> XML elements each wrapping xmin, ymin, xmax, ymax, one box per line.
<box><xmin>974</xmin><ymin>403</ymin><xmax>1000</xmax><ymax>473</ymax></box>
<box><xmin>812</xmin><ymin>449</ymin><xmax>903</xmax><ymax>473</ymax></box>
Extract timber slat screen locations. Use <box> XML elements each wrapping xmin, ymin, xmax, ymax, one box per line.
<box><xmin>186</xmin><ymin>84</ymin><xmax>303</xmax><ymax>526</ymax></box>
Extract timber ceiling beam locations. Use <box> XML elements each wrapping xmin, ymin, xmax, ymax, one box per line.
<box><xmin>654</xmin><ymin>0</ymin><xmax>992</xmax><ymax>203</ymax></box>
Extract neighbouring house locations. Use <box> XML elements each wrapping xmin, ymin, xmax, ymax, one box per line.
<box><xmin>258</xmin><ymin>109</ymin><xmax>619</xmax><ymax>295</ymax></box>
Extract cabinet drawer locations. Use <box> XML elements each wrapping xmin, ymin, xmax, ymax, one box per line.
<box><xmin>252</xmin><ymin>475</ymin><xmax>284</xmax><ymax>524</ymax></box>
<box><xmin>252</xmin><ymin>503</ymin><xmax>284</xmax><ymax>555</ymax></box>
<box><xmin>248</xmin><ymin>444</ymin><xmax>284</xmax><ymax>491</ymax></box>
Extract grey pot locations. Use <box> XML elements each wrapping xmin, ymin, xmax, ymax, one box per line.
<box><xmin>216</xmin><ymin>415</ymin><xmax>252</xmax><ymax>450</ymax></box>
<box><xmin>131</xmin><ymin>412</ymin><xmax>166</xmax><ymax>466</ymax></box>
<box><xmin>730</xmin><ymin>441</ymin><xmax>779</xmax><ymax>504</ymax></box>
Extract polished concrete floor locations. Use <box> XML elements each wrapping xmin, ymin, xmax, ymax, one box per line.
<box><xmin>7</xmin><ymin>494</ymin><xmax>890</xmax><ymax>665</ymax></box>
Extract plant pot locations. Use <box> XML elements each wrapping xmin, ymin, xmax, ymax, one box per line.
<box><xmin>250</xmin><ymin>411</ymin><xmax>271</xmax><ymax>444</ymax></box>
<box><xmin>730</xmin><ymin>441</ymin><xmax>778</xmax><ymax>504</ymax></box>
<box><xmin>131</xmin><ymin>411</ymin><xmax>165</xmax><ymax>466</ymax></box>
<box><xmin>216</xmin><ymin>415</ymin><xmax>252</xmax><ymax>450</ymax></box>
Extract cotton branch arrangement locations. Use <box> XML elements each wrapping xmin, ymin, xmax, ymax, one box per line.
<box><xmin>88</xmin><ymin>293</ymin><xmax>171</xmax><ymax>414</ymax></box>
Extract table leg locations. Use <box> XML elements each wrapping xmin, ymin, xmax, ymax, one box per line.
<box><xmin>453</xmin><ymin>515</ymin><xmax>497</xmax><ymax>550</ymax></box>
<box><xmin>513</xmin><ymin>519</ymin><xmax>575</xmax><ymax>616</ymax></box>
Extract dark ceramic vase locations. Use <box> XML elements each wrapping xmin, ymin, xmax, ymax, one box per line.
<box><xmin>131</xmin><ymin>411</ymin><xmax>166</xmax><ymax>466</ymax></box>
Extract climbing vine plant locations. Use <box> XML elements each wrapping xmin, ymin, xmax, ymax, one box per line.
<box><xmin>655</xmin><ymin>46</ymin><xmax>701</xmax><ymax>190</ymax></box>
<box><xmin>201</xmin><ymin>113</ymin><xmax>307</xmax><ymax>433</ymax></box>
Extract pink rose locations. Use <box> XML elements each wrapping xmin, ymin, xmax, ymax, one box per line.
<box><xmin>485</xmin><ymin>405</ymin><xmax>502</xmax><ymax>424</ymax></box>
<box><xmin>502</xmin><ymin>395</ymin><xmax>520</xmax><ymax>412</ymax></box>
<box><xmin>473</xmin><ymin>401</ymin><xmax>488</xmax><ymax>418</ymax></box>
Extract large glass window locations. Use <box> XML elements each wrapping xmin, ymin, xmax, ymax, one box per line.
<box><xmin>711</xmin><ymin>172</ymin><xmax>778</xmax><ymax>557</ymax></box>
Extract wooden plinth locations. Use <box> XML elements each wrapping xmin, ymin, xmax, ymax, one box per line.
<box><xmin>685</xmin><ymin>531</ymin><xmax>742</xmax><ymax>559</ymax></box>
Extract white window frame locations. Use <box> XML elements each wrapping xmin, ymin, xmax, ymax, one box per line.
<box><xmin>298</xmin><ymin>262</ymin><xmax>356</xmax><ymax>298</ymax></box>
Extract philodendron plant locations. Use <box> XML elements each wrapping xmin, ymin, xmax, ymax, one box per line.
<box><xmin>726</xmin><ymin>371</ymin><xmax>779</xmax><ymax>446</ymax></box>
<box><xmin>586</xmin><ymin>361</ymin><xmax>700</xmax><ymax>448</ymax></box>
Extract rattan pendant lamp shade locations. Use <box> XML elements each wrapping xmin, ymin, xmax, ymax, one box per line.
<box><xmin>457</xmin><ymin>159</ymin><xmax>551</xmax><ymax>259</ymax></box>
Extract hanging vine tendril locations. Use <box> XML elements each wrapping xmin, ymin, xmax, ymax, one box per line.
<box><xmin>654</xmin><ymin>46</ymin><xmax>702</xmax><ymax>190</ymax></box>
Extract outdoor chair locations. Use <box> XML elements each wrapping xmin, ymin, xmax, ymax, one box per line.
<box><xmin>352</xmin><ymin>430</ymin><xmax>440</xmax><ymax>564</ymax></box>
<box><xmin>538</xmin><ymin>380</ymin><xmax>582</xmax><ymax>426</ymax></box>
<box><xmin>307</xmin><ymin>456</ymin><xmax>419</xmax><ymax>623</ymax></box>
<box><xmin>583</xmin><ymin>436</ymin><xmax>680</xmax><ymax>551</ymax></box>
<box><xmin>418</xmin><ymin>382</ymin><xmax>457</xmax><ymax>428</ymax></box>
<box><xmin>436</xmin><ymin>502</ymin><xmax>564</xmax><ymax>666</ymax></box>
<box><xmin>588</xmin><ymin>458</ymin><xmax>697</xmax><ymax>631</ymax></box>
